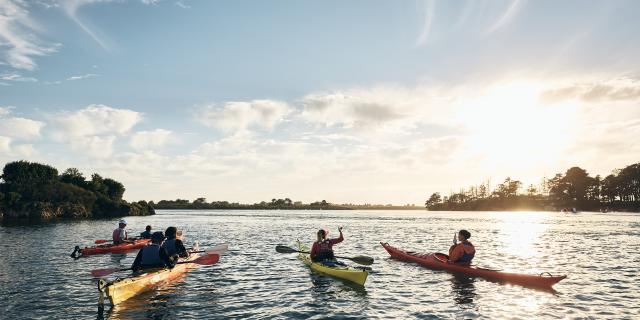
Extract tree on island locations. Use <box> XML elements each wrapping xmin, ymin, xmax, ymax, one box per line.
<box><xmin>0</xmin><ymin>161</ymin><xmax>154</xmax><ymax>220</ymax></box>
<box><xmin>425</xmin><ymin>162</ymin><xmax>640</xmax><ymax>212</ymax></box>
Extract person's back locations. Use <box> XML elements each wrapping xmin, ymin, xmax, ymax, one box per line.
<box><xmin>162</xmin><ymin>227</ymin><xmax>189</xmax><ymax>258</ymax></box>
<box><xmin>448</xmin><ymin>229</ymin><xmax>475</xmax><ymax>266</ymax></box>
<box><xmin>140</xmin><ymin>225</ymin><xmax>152</xmax><ymax>239</ymax></box>
<box><xmin>132</xmin><ymin>231</ymin><xmax>174</xmax><ymax>271</ymax></box>
<box><xmin>112</xmin><ymin>219</ymin><xmax>128</xmax><ymax>244</ymax></box>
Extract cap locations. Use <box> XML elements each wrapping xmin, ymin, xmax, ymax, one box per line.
<box><xmin>119</xmin><ymin>219</ymin><xmax>127</xmax><ymax>225</ymax></box>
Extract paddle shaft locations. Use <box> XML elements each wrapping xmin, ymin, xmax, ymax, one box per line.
<box><xmin>295</xmin><ymin>249</ymin><xmax>363</xmax><ymax>263</ymax></box>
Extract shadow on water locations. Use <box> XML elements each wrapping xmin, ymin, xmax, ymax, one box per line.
<box><xmin>309</xmin><ymin>274</ymin><xmax>368</xmax><ymax>297</ymax></box>
<box><xmin>450</xmin><ymin>274</ymin><xmax>477</xmax><ymax>308</ymax></box>
<box><xmin>98</xmin><ymin>289</ymin><xmax>181</xmax><ymax>320</ymax></box>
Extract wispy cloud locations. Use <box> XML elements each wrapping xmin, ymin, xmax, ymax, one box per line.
<box><xmin>66</xmin><ymin>73</ymin><xmax>99</xmax><ymax>81</ymax></box>
<box><xmin>0</xmin><ymin>0</ymin><xmax>59</xmax><ymax>70</ymax></box>
<box><xmin>60</xmin><ymin>0</ymin><xmax>113</xmax><ymax>50</ymax></box>
<box><xmin>415</xmin><ymin>0</ymin><xmax>436</xmax><ymax>47</ymax></box>
<box><xmin>485</xmin><ymin>0</ymin><xmax>526</xmax><ymax>34</ymax></box>
<box><xmin>1</xmin><ymin>73</ymin><xmax>38</xmax><ymax>82</ymax></box>
<box><xmin>175</xmin><ymin>1</ymin><xmax>190</xmax><ymax>9</ymax></box>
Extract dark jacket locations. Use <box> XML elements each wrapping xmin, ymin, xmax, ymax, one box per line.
<box><xmin>131</xmin><ymin>244</ymin><xmax>174</xmax><ymax>271</ymax></box>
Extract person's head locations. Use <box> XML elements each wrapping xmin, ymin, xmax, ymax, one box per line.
<box><xmin>316</xmin><ymin>229</ymin><xmax>327</xmax><ymax>242</ymax></box>
<box><xmin>165</xmin><ymin>226</ymin><xmax>177</xmax><ymax>239</ymax></box>
<box><xmin>118</xmin><ymin>219</ymin><xmax>127</xmax><ymax>228</ymax></box>
<box><xmin>151</xmin><ymin>231</ymin><xmax>165</xmax><ymax>244</ymax></box>
<box><xmin>145</xmin><ymin>225</ymin><xmax>152</xmax><ymax>232</ymax></box>
<box><xmin>176</xmin><ymin>230</ymin><xmax>183</xmax><ymax>240</ymax></box>
<box><xmin>458</xmin><ymin>229</ymin><xmax>471</xmax><ymax>241</ymax></box>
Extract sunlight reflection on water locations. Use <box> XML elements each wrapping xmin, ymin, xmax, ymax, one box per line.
<box><xmin>1</xmin><ymin>210</ymin><xmax>639</xmax><ymax>319</ymax></box>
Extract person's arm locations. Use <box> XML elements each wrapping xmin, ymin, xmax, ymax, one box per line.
<box><xmin>176</xmin><ymin>240</ymin><xmax>189</xmax><ymax>258</ymax></box>
<box><xmin>160</xmin><ymin>248</ymin><xmax>175</xmax><ymax>269</ymax></box>
<box><xmin>448</xmin><ymin>245</ymin><xmax>462</xmax><ymax>263</ymax></box>
<box><xmin>310</xmin><ymin>242</ymin><xmax>319</xmax><ymax>261</ymax></box>
<box><xmin>131</xmin><ymin>249</ymin><xmax>143</xmax><ymax>271</ymax></box>
<box><xmin>330</xmin><ymin>228</ymin><xmax>344</xmax><ymax>245</ymax></box>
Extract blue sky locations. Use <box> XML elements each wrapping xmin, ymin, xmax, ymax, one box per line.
<box><xmin>1</xmin><ymin>0</ymin><xmax>640</xmax><ymax>203</ymax></box>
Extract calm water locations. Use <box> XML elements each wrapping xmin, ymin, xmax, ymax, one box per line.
<box><xmin>1</xmin><ymin>210</ymin><xmax>639</xmax><ymax>319</ymax></box>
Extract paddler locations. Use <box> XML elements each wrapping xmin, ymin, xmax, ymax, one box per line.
<box><xmin>448</xmin><ymin>229</ymin><xmax>475</xmax><ymax>266</ymax></box>
<box><xmin>310</xmin><ymin>227</ymin><xmax>344</xmax><ymax>266</ymax></box>
<box><xmin>131</xmin><ymin>231</ymin><xmax>175</xmax><ymax>271</ymax></box>
<box><xmin>140</xmin><ymin>225</ymin><xmax>152</xmax><ymax>239</ymax></box>
<box><xmin>112</xmin><ymin>219</ymin><xmax>129</xmax><ymax>244</ymax></box>
<box><xmin>162</xmin><ymin>227</ymin><xmax>189</xmax><ymax>260</ymax></box>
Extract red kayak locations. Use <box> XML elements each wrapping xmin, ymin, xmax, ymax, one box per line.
<box><xmin>71</xmin><ymin>239</ymin><xmax>150</xmax><ymax>258</ymax></box>
<box><xmin>381</xmin><ymin>242</ymin><xmax>566</xmax><ymax>288</ymax></box>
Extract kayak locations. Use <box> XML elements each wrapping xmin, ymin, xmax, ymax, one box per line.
<box><xmin>98</xmin><ymin>252</ymin><xmax>213</xmax><ymax>305</ymax></box>
<box><xmin>381</xmin><ymin>242</ymin><xmax>566</xmax><ymax>288</ymax></box>
<box><xmin>296</xmin><ymin>240</ymin><xmax>369</xmax><ymax>286</ymax></box>
<box><xmin>74</xmin><ymin>239</ymin><xmax>150</xmax><ymax>257</ymax></box>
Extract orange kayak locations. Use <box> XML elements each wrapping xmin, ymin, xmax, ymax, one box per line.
<box><xmin>72</xmin><ymin>239</ymin><xmax>151</xmax><ymax>257</ymax></box>
<box><xmin>381</xmin><ymin>242</ymin><xmax>566</xmax><ymax>288</ymax></box>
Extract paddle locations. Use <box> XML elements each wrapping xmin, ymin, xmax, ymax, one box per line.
<box><xmin>275</xmin><ymin>245</ymin><xmax>374</xmax><ymax>266</ymax></box>
<box><xmin>90</xmin><ymin>252</ymin><xmax>221</xmax><ymax>277</ymax></box>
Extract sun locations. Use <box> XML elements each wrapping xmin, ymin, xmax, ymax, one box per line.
<box><xmin>456</xmin><ymin>81</ymin><xmax>579</xmax><ymax>174</ymax></box>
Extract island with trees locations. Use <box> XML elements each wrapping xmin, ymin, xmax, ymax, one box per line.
<box><xmin>425</xmin><ymin>162</ymin><xmax>640</xmax><ymax>212</ymax></box>
<box><xmin>0</xmin><ymin>161</ymin><xmax>154</xmax><ymax>221</ymax></box>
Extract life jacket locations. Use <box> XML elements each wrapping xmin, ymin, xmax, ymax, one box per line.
<box><xmin>139</xmin><ymin>244</ymin><xmax>164</xmax><ymax>268</ymax></box>
<box><xmin>112</xmin><ymin>228</ymin><xmax>127</xmax><ymax>243</ymax></box>
<box><xmin>457</xmin><ymin>241</ymin><xmax>475</xmax><ymax>264</ymax></box>
<box><xmin>162</xmin><ymin>238</ymin><xmax>178</xmax><ymax>257</ymax></box>
<box><xmin>315</xmin><ymin>240</ymin><xmax>335</xmax><ymax>261</ymax></box>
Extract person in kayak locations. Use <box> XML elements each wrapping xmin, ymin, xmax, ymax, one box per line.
<box><xmin>162</xmin><ymin>227</ymin><xmax>189</xmax><ymax>260</ymax></box>
<box><xmin>112</xmin><ymin>219</ymin><xmax>129</xmax><ymax>244</ymax></box>
<box><xmin>131</xmin><ymin>231</ymin><xmax>174</xmax><ymax>271</ymax></box>
<box><xmin>448</xmin><ymin>229</ymin><xmax>475</xmax><ymax>266</ymax></box>
<box><xmin>140</xmin><ymin>225</ymin><xmax>152</xmax><ymax>239</ymax></box>
<box><xmin>310</xmin><ymin>227</ymin><xmax>344</xmax><ymax>266</ymax></box>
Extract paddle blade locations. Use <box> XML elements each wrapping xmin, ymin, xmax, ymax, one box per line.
<box><xmin>205</xmin><ymin>244</ymin><xmax>229</xmax><ymax>255</ymax></box>
<box><xmin>350</xmin><ymin>255</ymin><xmax>374</xmax><ymax>266</ymax></box>
<box><xmin>91</xmin><ymin>267</ymin><xmax>121</xmax><ymax>278</ymax></box>
<box><xmin>192</xmin><ymin>253</ymin><xmax>220</xmax><ymax>265</ymax></box>
<box><xmin>275</xmin><ymin>245</ymin><xmax>298</xmax><ymax>254</ymax></box>
<box><xmin>94</xmin><ymin>239</ymin><xmax>110</xmax><ymax>244</ymax></box>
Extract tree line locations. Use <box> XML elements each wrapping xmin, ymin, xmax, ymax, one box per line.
<box><xmin>152</xmin><ymin>198</ymin><xmax>349</xmax><ymax>210</ymax></box>
<box><xmin>425</xmin><ymin>162</ymin><xmax>640</xmax><ymax>212</ymax></box>
<box><xmin>0</xmin><ymin>161</ymin><xmax>154</xmax><ymax>220</ymax></box>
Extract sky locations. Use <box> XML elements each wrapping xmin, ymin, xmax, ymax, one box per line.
<box><xmin>1</xmin><ymin>0</ymin><xmax>640</xmax><ymax>204</ymax></box>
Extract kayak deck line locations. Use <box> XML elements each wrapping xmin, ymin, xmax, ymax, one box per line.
<box><xmin>381</xmin><ymin>242</ymin><xmax>566</xmax><ymax>289</ymax></box>
<box><xmin>296</xmin><ymin>240</ymin><xmax>369</xmax><ymax>286</ymax></box>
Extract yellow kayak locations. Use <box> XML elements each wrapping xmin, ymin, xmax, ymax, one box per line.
<box><xmin>98</xmin><ymin>253</ymin><xmax>201</xmax><ymax>305</ymax></box>
<box><xmin>296</xmin><ymin>240</ymin><xmax>369</xmax><ymax>286</ymax></box>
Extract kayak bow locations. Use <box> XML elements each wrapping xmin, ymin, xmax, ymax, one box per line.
<box><xmin>381</xmin><ymin>242</ymin><xmax>566</xmax><ymax>289</ymax></box>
